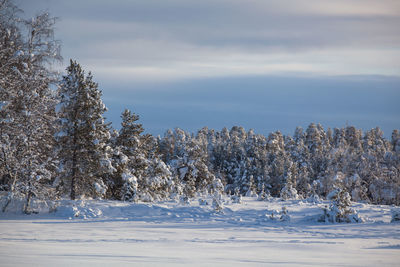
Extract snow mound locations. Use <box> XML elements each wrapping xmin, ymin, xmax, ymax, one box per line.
<box><xmin>1</xmin><ymin>196</ymin><xmax>394</xmax><ymax>225</ymax></box>
<box><xmin>55</xmin><ymin>200</ymin><xmax>103</xmax><ymax>219</ymax></box>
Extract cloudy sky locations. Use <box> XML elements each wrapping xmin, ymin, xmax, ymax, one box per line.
<box><xmin>19</xmin><ymin>0</ymin><xmax>400</xmax><ymax>136</ymax></box>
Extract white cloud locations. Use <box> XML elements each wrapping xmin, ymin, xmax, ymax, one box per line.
<box><xmin>21</xmin><ymin>0</ymin><xmax>400</xmax><ymax>81</ymax></box>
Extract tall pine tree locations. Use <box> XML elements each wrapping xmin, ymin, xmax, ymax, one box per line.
<box><xmin>57</xmin><ymin>60</ymin><xmax>113</xmax><ymax>200</ymax></box>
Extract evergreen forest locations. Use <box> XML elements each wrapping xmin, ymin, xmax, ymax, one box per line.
<box><xmin>1</xmin><ymin>0</ymin><xmax>399</xmax><ymax>214</ymax></box>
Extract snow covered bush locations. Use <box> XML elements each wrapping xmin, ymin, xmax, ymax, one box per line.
<box><xmin>198</xmin><ymin>199</ymin><xmax>208</xmax><ymax>206</ymax></box>
<box><xmin>231</xmin><ymin>188</ymin><xmax>242</xmax><ymax>204</ymax></box>
<box><xmin>257</xmin><ymin>184</ymin><xmax>270</xmax><ymax>201</ymax></box>
<box><xmin>280</xmin><ymin>207</ymin><xmax>290</xmax><ymax>222</ymax></box>
<box><xmin>280</xmin><ymin>183</ymin><xmax>298</xmax><ymax>200</ymax></box>
<box><xmin>269</xmin><ymin>207</ymin><xmax>290</xmax><ymax>222</ymax></box>
<box><xmin>268</xmin><ymin>210</ymin><xmax>279</xmax><ymax>221</ymax></box>
<box><xmin>391</xmin><ymin>208</ymin><xmax>400</xmax><ymax>223</ymax></box>
<box><xmin>319</xmin><ymin>188</ymin><xmax>363</xmax><ymax>223</ymax></box>
<box><xmin>306</xmin><ymin>194</ymin><xmax>322</xmax><ymax>204</ymax></box>
<box><xmin>210</xmin><ymin>176</ymin><xmax>224</xmax><ymax>213</ymax></box>
<box><xmin>212</xmin><ymin>194</ymin><xmax>224</xmax><ymax>213</ymax></box>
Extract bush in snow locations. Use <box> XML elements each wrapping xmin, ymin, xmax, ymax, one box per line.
<box><xmin>306</xmin><ymin>194</ymin><xmax>322</xmax><ymax>204</ymax></box>
<box><xmin>280</xmin><ymin>207</ymin><xmax>290</xmax><ymax>222</ymax></box>
<box><xmin>198</xmin><ymin>198</ymin><xmax>208</xmax><ymax>206</ymax></box>
<box><xmin>269</xmin><ymin>207</ymin><xmax>290</xmax><ymax>222</ymax></box>
<box><xmin>180</xmin><ymin>195</ymin><xmax>191</xmax><ymax>205</ymax></box>
<box><xmin>231</xmin><ymin>188</ymin><xmax>242</xmax><ymax>204</ymax></box>
<box><xmin>210</xmin><ymin>176</ymin><xmax>224</xmax><ymax>212</ymax></box>
<box><xmin>212</xmin><ymin>194</ymin><xmax>224</xmax><ymax>213</ymax></box>
<box><xmin>280</xmin><ymin>183</ymin><xmax>298</xmax><ymax>200</ymax></box>
<box><xmin>269</xmin><ymin>210</ymin><xmax>279</xmax><ymax>221</ymax></box>
<box><xmin>257</xmin><ymin>184</ymin><xmax>270</xmax><ymax>201</ymax></box>
<box><xmin>391</xmin><ymin>208</ymin><xmax>400</xmax><ymax>223</ymax></box>
<box><xmin>319</xmin><ymin>188</ymin><xmax>363</xmax><ymax>223</ymax></box>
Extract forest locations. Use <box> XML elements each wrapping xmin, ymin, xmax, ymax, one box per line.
<box><xmin>1</xmin><ymin>0</ymin><xmax>399</xmax><ymax>215</ymax></box>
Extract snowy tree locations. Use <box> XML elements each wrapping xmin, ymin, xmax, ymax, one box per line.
<box><xmin>268</xmin><ymin>207</ymin><xmax>290</xmax><ymax>222</ymax></box>
<box><xmin>109</xmin><ymin>109</ymin><xmax>143</xmax><ymax>200</ymax></box>
<box><xmin>56</xmin><ymin>60</ymin><xmax>112</xmax><ymax>200</ymax></box>
<box><xmin>257</xmin><ymin>183</ymin><xmax>270</xmax><ymax>201</ymax></box>
<box><xmin>266</xmin><ymin>131</ymin><xmax>290</xmax><ymax>196</ymax></box>
<box><xmin>279</xmin><ymin>207</ymin><xmax>291</xmax><ymax>222</ymax></box>
<box><xmin>305</xmin><ymin>123</ymin><xmax>330</xmax><ymax>182</ymax></box>
<box><xmin>289</xmin><ymin>127</ymin><xmax>312</xmax><ymax>197</ymax></box>
<box><xmin>116</xmin><ymin>109</ymin><xmax>143</xmax><ymax>151</ymax></box>
<box><xmin>319</xmin><ymin>187</ymin><xmax>362</xmax><ymax>223</ymax></box>
<box><xmin>210</xmin><ymin>176</ymin><xmax>224</xmax><ymax>212</ymax></box>
<box><xmin>160</xmin><ymin>128</ymin><xmax>215</xmax><ymax>199</ymax></box>
<box><xmin>391</xmin><ymin>130</ymin><xmax>400</xmax><ymax>153</ymax></box>
<box><xmin>231</xmin><ymin>187</ymin><xmax>242</xmax><ymax>203</ymax></box>
<box><xmin>0</xmin><ymin>2</ymin><xmax>61</xmax><ymax>213</ymax></box>
<box><xmin>114</xmin><ymin>109</ymin><xmax>174</xmax><ymax>202</ymax></box>
<box><xmin>140</xmin><ymin>156</ymin><xmax>173</xmax><ymax>202</ymax></box>
<box><xmin>280</xmin><ymin>179</ymin><xmax>299</xmax><ymax>200</ymax></box>
<box><xmin>108</xmin><ymin>147</ymin><xmax>137</xmax><ymax>201</ymax></box>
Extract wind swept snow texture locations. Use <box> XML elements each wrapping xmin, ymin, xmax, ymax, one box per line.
<box><xmin>1</xmin><ymin>197</ymin><xmax>399</xmax><ymax>266</ymax></box>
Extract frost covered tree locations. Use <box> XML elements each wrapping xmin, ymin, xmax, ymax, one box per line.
<box><xmin>0</xmin><ymin>1</ymin><xmax>61</xmax><ymax>213</ymax></box>
<box><xmin>280</xmin><ymin>171</ymin><xmax>299</xmax><ymax>200</ymax></box>
<box><xmin>266</xmin><ymin>131</ymin><xmax>289</xmax><ymax>196</ymax></box>
<box><xmin>391</xmin><ymin>130</ymin><xmax>400</xmax><ymax>153</ymax></box>
<box><xmin>141</xmin><ymin>156</ymin><xmax>173</xmax><ymax>202</ymax></box>
<box><xmin>318</xmin><ymin>172</ymin><xmax>362</xmax><ymax>223</ymax></box>
<box><xmin>305</xmin><ymin>123</ymin><xmax>330</xmax><ymax>182</ymax></box>
<box><xmin>158</xmin><ymin>124</ymin><xmax>399</xmax><ymax>205</ymax></box>
<box><xmin>319</xmin><ymin>187</ymin><xmax>362</xmax><ymax>223</ymax></box>
<box><xmin>108</xmin><ymin>109</ymin><xmax>143</xmax><ymax>200</ymax></box>
<box><xmin>210</xmin><ymin>176</ymin><xmax>224</xmax><ymax>212</ymax></box>
<box><xmin>112</xmin><ymin>109</ymin><xmax>173</xmax><ymax>202</ymax></box>
<box><xmin>111</xmin><ymin>147</ymin><xmax>137</xmax><ymax>201</ymax></box>
<box><xmin>159</xmin><ymin>128</ymin><xmax>215</xmax><ymax>200</ymax></box>
<box><xmin>56</xmin><ymin>60</ymin><xmax>113</xmax><ymax>200</ymax></box>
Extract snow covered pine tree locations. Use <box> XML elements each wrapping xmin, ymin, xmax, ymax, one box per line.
<box><xmin>56</xmin><ymin>60</ymin><xmax>113</xmax><ymax>200</ymax></box>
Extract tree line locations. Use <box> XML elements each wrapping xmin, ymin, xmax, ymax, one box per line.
<box><xmin>1</xmin><ymin>0</ymin><xmax>399</xmax><ymax>213</ymax></box>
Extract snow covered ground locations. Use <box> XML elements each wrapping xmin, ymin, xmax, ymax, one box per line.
<box><xmin>1</xmin><ymin>197</ymin><xmax>399</xmax><ymax>266</ymax></box>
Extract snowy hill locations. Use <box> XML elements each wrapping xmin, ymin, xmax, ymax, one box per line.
<box><xmin>1</xmin><ymin>197</ymin><xmax>399</xmax><ymax>266</ymax></box>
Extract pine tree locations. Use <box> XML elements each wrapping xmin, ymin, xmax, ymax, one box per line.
<box><xmin>109</xmin><ymin>109</ymin><xmax>142</xmax><ymax>200</ymax></box>
<box><xmin>57</xmin><ymin>60</ymin><xmax>112</xmax><ymax>200</ymax></box>
<box><xmin>319</xmin><ymin>187</ymin><xmax>362</xmax><ymax>223</ymax></box>
<box><xmin>391</xmin><ymin>130</ymin><xmax>400</xmax><ymax>153</ymax></box>
<box><xmin>159</xmin><ymin>128</ymin><xmax>215</xmax><ymax>200</ymax></box>
<box><xmin>114</xmin><ymin>109</ymin><xmax>173</xmax><ymax>202</ymax></box>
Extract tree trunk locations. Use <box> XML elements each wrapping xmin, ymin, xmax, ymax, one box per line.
<box><xmin>2</xmin><ymin>195</ymin><xmax>11</xmax><ymax>213</ymax></box>
<box><xmin>70</xmin><ymin>125</ymin><xmax>78</xmax><ymax>200</ymax></box>
<box><xmin>70</xmin><ymin>150</ymin><xmax>76</xmax><ymax>200</ymax></box>
<box><xmin>23</xmin><ymin>190</ymin><xmax>33</xmax><ymax>214</ymax></box>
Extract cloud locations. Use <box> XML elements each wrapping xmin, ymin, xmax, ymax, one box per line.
<box><xmin>17</xmin><ymin>0</ymin><xmax>400</xmax><ymax>136</ymax></box>
<box><xmin>20</xmin><ymin>0</ymin><xmax>400</xmax><ymax>81</ymax></box>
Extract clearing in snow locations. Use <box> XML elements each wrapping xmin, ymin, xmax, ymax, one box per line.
<box><xmin>0</xmin><ymin>197</ymin><xmax>399</xmax><ymax>266</ymax></box>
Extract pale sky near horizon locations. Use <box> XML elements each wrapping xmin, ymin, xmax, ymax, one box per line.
<box><xmin>19</xmin><ymin>0</ymin><xmax>400</xmax><ymax>137</ymax></box>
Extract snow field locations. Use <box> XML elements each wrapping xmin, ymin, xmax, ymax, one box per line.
<box><xmin>0</xmin><ymin>197</ymin><xmax>399</xmax><ymax>266</ymax></box>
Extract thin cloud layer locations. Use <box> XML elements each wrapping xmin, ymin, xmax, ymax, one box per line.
<box><xmin>20</xmin><ymin>0</ymin><xmax>400</xmax><ymax>81</ymax></box>
<box><xmin>17</xmin><ymin>0</ymin><xmax>400</xmax><ymax>136</ymax></box>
